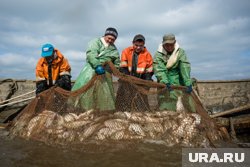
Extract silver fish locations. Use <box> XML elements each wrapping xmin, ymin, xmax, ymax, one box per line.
<box><xmin>128</xmin><ymin>123</ymin><xmax>145</xmax><ymax>136</ymax></box>
<box><xmin>63</xmin><ymin>120</ymin><xmax>91</xmax><ymax>129</ymax></box>
<box><xmin>79</xmin><ymin>123</ymin><xmax>100</xmax><ymax>141</ymax></box>
<box><xmin>104</xmin><ymin>119</ymin><xmax>127</xmax><ymax>130</ymax></box>
<box><xmin>110</xmin><ymin>130</ymin><xmax>125</xmax><ymax>140</ymax></box>
<box><xmin>63</xmin><ymin>113</ymin><xmax>78</xmax><ymax>122</ymax></box>
<box><xmin>96</xmin><ymin>127</ymin><xmax>118</xmax><ymax>140</ymax></box>
<box><xmin>176</xmin><ymin>96</ymin><xmax>186</xmax><ymax>112</ymax></box>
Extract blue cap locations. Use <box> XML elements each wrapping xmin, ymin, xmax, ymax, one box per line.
<box><xmin>41</xmin><ymin>43</ymin><xmax>54</xmax><ymax>57</ymax></box>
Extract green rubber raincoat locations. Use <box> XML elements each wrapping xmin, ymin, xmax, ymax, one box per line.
<box><xmin>71</xmin><ymin>37</ymin><xmax>120</xmax><ymax>111</ymax></box>
<box><xmin>153</xmin><ymin>43</ymin><xmax>195</xmax><ymax>112</ymax></box>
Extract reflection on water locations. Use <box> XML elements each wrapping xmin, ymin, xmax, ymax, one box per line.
<box><xmin>0</xmin><ymin>129</ymin><xmax>181</xmax><ymax>167</ymax></box>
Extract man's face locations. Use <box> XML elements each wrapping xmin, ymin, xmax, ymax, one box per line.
<box><xmin>133</xmin><ymin>41</ymin><xmax>145</xmax><ymax>53</ymax></box>
<box><xmin>163</xmin><ymin>42</ymin><xmax>175</xmax><ymax>53</ymax></box>
<box><xmin>104</xmin><ymin>35</ymin><xmax>116</xmax><ymax>45</ymax></box>
<box><xmin>45</xmin><ymin>52</ymin><xmax>54</xmax><ymax>64</ymax></box>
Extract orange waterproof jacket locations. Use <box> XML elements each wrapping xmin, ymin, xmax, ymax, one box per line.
<box><xmin>120</xmin><ymin>46</ymin><xmax>153</xmax><ymax>74</ymax></box>
<box><xmin>35</xmin><ymin>49</ymin><xmax>71</xmax><ymax>84</ymax></box>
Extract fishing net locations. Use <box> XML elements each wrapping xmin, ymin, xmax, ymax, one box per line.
<box><xmin>9</xmin><ymin>62</ymin><xmax>226</xmax><ymax>147</ymax></box>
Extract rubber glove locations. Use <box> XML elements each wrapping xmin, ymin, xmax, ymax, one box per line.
<box><xmin>55</xmin><ymin>75</ymin><xmax>71</xmax><ymax>90</ymax></box>
<box><xmin>95</xmin><ymin>65</ymin><xmax>105</xmax><ymax>75</ymax></box>
<box><xmin>36</xmin><ymin>80</ymin><xmax>48</xmax><ymax>95</ymax></box>
<box><xmin>186</xmin><ymin>85</ymin><xmax>193</xmax><ymax>93</ymax></box>
<box><xmin>166</xmin><ymin>83</ymin><xmax>173</xmax><ymax>91</ymax></box>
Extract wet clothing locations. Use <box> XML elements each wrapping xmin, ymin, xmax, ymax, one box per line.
<box><xmin>153</xmin><ymin>43</ymin><xmax>191</xmax><ymax>86</ymax></box>
<box><xmin>153</xmin><ymin>43</ymin><xmax>195</xmax><ymax>112</ymax></box>
<box><xmin>72</xmin><ymin>37</ymin><xmax>120</xmax><ymax>90</ymax></box>
<box><xmin>120</xmin><ymin>46</ymin><xmax>153</xmax><ymax>80</ymax></box>
<box><xmin>71</xmin><ymin>37</ymin><xmax>120</xmax><ymax>111</ymax></box>
<box><xmin>35</xmin><ymin>49</ymin><xmax>71</xmax><ymax>94</ymax></box>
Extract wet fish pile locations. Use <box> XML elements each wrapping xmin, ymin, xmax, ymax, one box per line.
<box><xmin>10</xmin><ymin>108</ymin><xmax>221</xmax><ymax>147</ymax></box>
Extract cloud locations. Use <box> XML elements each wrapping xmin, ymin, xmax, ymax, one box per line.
<box><xmin>0</xmin><ymin>52</ymin><xmax>37</xmax><ymax>79</ymax></box>
<box><xmin>0</xmin><ymin>0</ymin><xmax>249</xmax><ymax>81</ymax></box>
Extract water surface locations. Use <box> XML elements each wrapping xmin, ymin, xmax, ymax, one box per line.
<box><xmin>0</xmin><ymin>129</ymin><xmax>181</xmax><ymax>167</ymax></box>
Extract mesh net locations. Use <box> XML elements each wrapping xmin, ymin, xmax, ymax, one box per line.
<box><xmin>9</xmin><ymin>62</ymin><xmax>226</xmax><ymax>147</ymax></box>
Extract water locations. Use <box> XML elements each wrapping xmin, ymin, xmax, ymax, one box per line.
<box><xmin>0</xmin><ymin>129</ymin><xmax>181</xmax><ymax>167</ymax></box>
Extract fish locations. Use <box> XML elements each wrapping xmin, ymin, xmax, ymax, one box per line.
<box><xmin>79</xmin><ymin>123</ymin><xmax>101</xmax><ymax>141</ymax></box>
<box><xmin>191</xmin><ymin>113</ymin><xmax>201</xmax><ymax>125</ymax></box>
<box><xmin>104</xmin><ymin>119</ymin><xmax>127</xmax><ymax>130</ymax></box>
<box><xmin>26</xmin><ymin>110</ymin><xmax>56</xmax><ymax>137</ymax></box>
<box><xmin>63</xmin><ymin>113</ymin><xmax>78</xmax><ymax>122</ymax></box>
<box><xmin>176</xmin><ymin>96</ymin><xmax>186</xmax><ymax>112</ymax></box>
<box><xmin>26</xmin><ymin>115</ymin><xmax>42</xmax><ymax>137</ymax></box>
<box><xmin>111</xmin><ymin>130</ymin><xmax>125</xmax><ymax>140</ymax></box>
<box><xmin>128</xmin><ymin>123</ymin><xmax>145</xmax><ymax>136</ymax></box>
<box><xmin>63</xmin><ymin>120</ymin><xmax>91</xmax><ymax>129</ymax></box>
<box><xmin>96</xmin><ymin>127</ymin><xmax>119</xmax><ymax>140</ymax></box>
<box><xmin>10</xmin><ymin>108</ymin><xmax>221</xmax><ymax>148</ymax></box>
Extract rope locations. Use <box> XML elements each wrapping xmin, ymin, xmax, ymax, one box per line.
<box><xmin>0</xmin><ymin>90</ymin><xmax>36</xmax><ymax>104</ymax></box>
<box><xmin>0</xmin><ymin>79</ymin><xmax>18</xmax><ymax>111</ymax></box>
<box><xmin>0</xmin><ymin>96</ymin><xmax>35</xmax><ymax>108</ymax></box>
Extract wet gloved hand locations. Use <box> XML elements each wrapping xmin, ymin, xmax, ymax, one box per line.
<box><xmin>55</xmin><ymin>75</ymin><xmax>71</xmax><ymax>91</ymax></box>
<box><xmin>95</xmin><ymin>65</ymin><xmax>105</xmax><ymax>75</ymax></box>
<box><xmin>166</xmin><ymin>83</ymin><xmax>173</xmax><ymax>91</ymax></box>
<box><xmin>186</xmin><ymin>85</ymin><xmax>193</xmax><ymax>93</ymax></box>
<box><xmin>36</xmin><ymin>80</ymin><xmax>48</xmax><ymax>95</ymax></box>
<box><xmin>119</xmin><ymin>67</ymin><xmax>130</xmax><ymax>75</ymax></box>
<box><xmin>142</xmin><ymin>72</ymin><xmax>153</xmax><ymax>81</ymax></box>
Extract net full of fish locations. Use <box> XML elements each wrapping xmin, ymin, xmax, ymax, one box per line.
<box><xmin>10</xmin><ymin>108</ymin><xmax>220</xmax><ymax>148</ymax></box>
<box><xmin>7</xmin><ymin>62</ymin><xmax>225</xmax><ymax>149</ymax></box>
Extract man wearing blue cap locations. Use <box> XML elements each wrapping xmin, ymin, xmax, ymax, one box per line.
<box><xmin>35</xmin><ymin>43</ymin><xmax>71</xmax><ymax>95</ymax></box>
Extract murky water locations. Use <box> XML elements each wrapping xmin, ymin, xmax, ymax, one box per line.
<box><xmin>0</xmin><ymin>129</ymin><xmax>182</xmax><ymax>167</ymax></box>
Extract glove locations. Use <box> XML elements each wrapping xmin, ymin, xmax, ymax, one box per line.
<box><xmin>119</xmin><ymin>67</ymin><xmax>130</xmax><ymax>75</ymax></box>
<box><xmin>142</xmin><ymin>72</ymin><xmax>153</xmax><ymax>81</ymax></box>
<box><xmin>166</xmin><ymin>83</ymin><xmax>173</xmax><ymax>91</ymax></box>
<box><xmin>95</xmin><ymin>65</ymin><xmax>105</xmax><ymax>75</ymax></box>
<box><xmin>55</xmin><ymin>75</ymin><xmax>71</xmax><ymax>91</ymax></box>
<box><xmin>36</xmin><ymin>80</ymin><xmax>48</xmax><ymax>95</ymax></box>
<box><xmin>186</xmin><ymin>85</ymin><xmax>193</xmax><ymax>93</ymax></box>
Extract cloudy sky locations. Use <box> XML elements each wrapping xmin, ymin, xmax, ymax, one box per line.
<box><xmin>0</xmin><ymin>0</ymin><xmax>250</xmax><ymax>81</ymax></box>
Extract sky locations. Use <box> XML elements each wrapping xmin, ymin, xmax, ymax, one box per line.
<box><xmin>0</xmin><ymin>0</ymin><xmax>250</xmax><ymax>81</ymax></box>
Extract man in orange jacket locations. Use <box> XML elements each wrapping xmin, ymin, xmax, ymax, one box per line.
<box><xmin>120</xmin><ymin>34</ymin><xmax>153</xmax><ymax>80</ymax></box>
<box><xmin>35</xmin><ymin>43</ymin><xmax>71</xmax><ymax>95</ymax></box>
<box><xmin>116</xmin><ymin>34</ymin><xmax>153</xmax><ymax>112</ymax></box>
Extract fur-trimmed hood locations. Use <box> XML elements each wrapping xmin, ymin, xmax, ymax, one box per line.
<box><xmin>157</xmin><ymin>42</ymin><xmax>180</xmax><ymax>69</ymax></box>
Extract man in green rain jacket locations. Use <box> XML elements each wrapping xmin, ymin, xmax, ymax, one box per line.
<box><xmin>153</xmin><ymin>33</ymin><xmax>195</xmax><ymax>112</ymax></box>
<box><xmin>71</xmin><ymin>27</ymin><xmax>120</xmax><ymax>111</ymax></box>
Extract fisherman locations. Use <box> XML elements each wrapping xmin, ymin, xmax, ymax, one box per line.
<box><xmin>35</xmin><ymin>43</ymin><xmax>71</xmax><ymax>95</ymax></box>
<box><xmin>71</xmin><ymin>27</ymin><xmax>120</xmax><ymax>111</ymax></box>
<box><xmin>153</xmin><ymin>33</ymin><xmax>195</xmax><ymax>112</ymax></box>
<box><xmin>119</xmin><ymin>34</ymin><xmax>153</xmax><ymax>80</ymax></box>
<box><xmin>116</xmin><ymin>34</ymin><xmax>153</xmax><ymax>112</ymax></box>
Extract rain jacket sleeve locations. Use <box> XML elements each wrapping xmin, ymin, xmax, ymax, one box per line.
<box><xmin>35</xmin><ymin>58</ymin><xmax>46</xmax><ymax>81</ymax></box>
<box><xmin>153</xmin><ymin>49</ymin><xmax>191</xmax><ymax>86</ymax></box>
<box><xmin>178</xmin><ymin>50</ymin><xmax>192</xmax><ymax>86</ymax></box>
<box><xmin>145</xmin><ymin>51</ymin><xmax>154</xmax><ymax>73</ymax></box>
<box><xmin>86</xmin><ymin>39</ymin><xmax>103</xmax><ymax>69</ymax></box>
<box><xmin>59</xmin><ymin>57</ymin><xmax>71</xmax><ymax>75</ymax></box>
<box><xmin>153</xmin><ymin>52</ymin><xmax>169</xmax><ymax>84</ymax></box>
<box><xmin>86</xmin><ymin>38</ymin><xmax>120</xmax><ymax>69</ymax></box>
<box><xmin>110</xmin><ymin>50</ymin><xmax>120</xmax><ymax>68</ymax></box>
